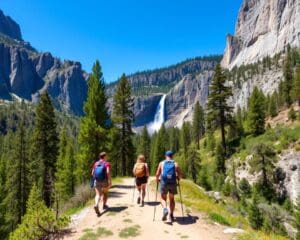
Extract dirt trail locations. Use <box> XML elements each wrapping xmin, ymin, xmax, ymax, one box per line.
<box><xmin>64</xmin><ymin>178</ymin><xmax>236</xmax><ymax>240</ymax></box>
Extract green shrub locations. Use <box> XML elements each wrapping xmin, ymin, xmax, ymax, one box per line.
<box><xmin>239</xmin><ymin>178</ymin><xmax>252</xmax><ymax>197</ymax></box>
<box><xmin>9</xmin><ymin>185</ymin><xmax>70</xmax><ymax>240</ymax></box>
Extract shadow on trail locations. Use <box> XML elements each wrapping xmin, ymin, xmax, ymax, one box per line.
<box><xmin>108</xmin><ymin>191</ymin><xmax>126</xmax><ymax>198</ymax></box>
<box><xmin>146</xmin><ymin>201</ymin><xmax>160</xmax><ymax>206</ymax></box>
<box><xmin>175</xmin><ymin>214</ymin><xmax>199</xmax><ymax>225</ymax></box>
<box><xmin>100</xmin><ymin>206</ymin><xmax>128</xmax><ymax>217</ymax></box>
<box><xmin>111</xmin><ymin>184</ymin><xmax>135</xmax><ymax>189</ymax></box>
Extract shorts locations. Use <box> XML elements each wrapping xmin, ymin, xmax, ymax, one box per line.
<box><xmin>136</xmin><ymin>176</ymin><xmax>148</xmax><ymax>187</ymax></box>
<box><xmin>95</xmin><ymin>179</ymin><xmax>109</xmax><ymax>194</ymax></box>
<box><xmin>160</xmin><ymin>182</ymin><xmax>177</xmax><ymax>195</ymax></box>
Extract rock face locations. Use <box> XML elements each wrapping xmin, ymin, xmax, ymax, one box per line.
<box><xmin>0</xmin><ymin>10</ymin><xmax>88</xmax><ymax>115</ymax></box>
<box><xmin>107</xmin><ymin>57</ymin><xmax>220</xmax><ymax>128</ymax></box>
<box><xmin>222</xmin><ymin>0</ymin><xmax>300</xmax><ymax>68</ymax></box>
<box><xmin>165</xmin><ymin>70</ymin><xmax>214</xmax><ymax>128</ymax></box>
<box><xmin>0</xmin><ymin>10</ymin><xmax>22</xmax><ymax>40</ymax></box>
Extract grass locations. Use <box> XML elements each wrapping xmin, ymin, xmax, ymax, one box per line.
<box><xmin>236</xmin><ymin>231</ymin><xmax>289</xmax><ymax>240</ymax></box>
<box><xmin>209</xmin><ymin>212</ymin><xmax>230</xmax><ymax>226</ymax></box>
<box><xmin>119</xmin><ymin>225</ymin><xmax>141</xmax><ymax>238</ymax></box>
<box><xmin>96</xmin><ymin>227</ymin><xmax>113</xmax><ymax>237</ymax></box>
<box><xmin>177</xmin><ymin>179</ymin><xmax>246</xmax><ymax>227</ymax></box>
<box><xmin>123</xmin><ymin>218</ymin><xmax>133</xmax><ymax>223</ymax></box>
<box><xmin>79</xmin><ymin>227</ymin><xmax>113</xmax><ymax>239</ymax></box>
<box><xmin>79</xmin><ymin>231</ymin><xmax>98</xmax><ymax>240</ymax></box>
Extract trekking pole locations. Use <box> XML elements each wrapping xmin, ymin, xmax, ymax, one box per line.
<box><xmin>153</xmin><ymin>181</ymin><xmax>159</xmax><ymax>221</ymax></box>
<box><xmin>132</xmin><ymin>178</ymin><xmax>136</xmax><ymax>204</ymax></box>
<box><xmin>177</xmin><ymin>180</ymin><xmax>184</xmax><ymax>220</ymax></box>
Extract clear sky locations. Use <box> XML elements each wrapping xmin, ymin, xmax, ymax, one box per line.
<box><xmin>1</xmin><ymin>0</ymin><xmax>242</xmax><ymax>82</ymax></box>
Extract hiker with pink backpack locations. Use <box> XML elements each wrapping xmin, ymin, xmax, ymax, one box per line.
<box><xmin>91</xmin><ymin>152</ymin><xmax>112</xmax><ymax>216</ymax></box>
<box><xmin>133</xmin><ymin>154</ymin><xmax>150</xmax><ymax>207</ymax></box>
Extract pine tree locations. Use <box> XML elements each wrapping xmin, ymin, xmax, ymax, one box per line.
<box><xmin>4</xmin><ymin>121</ymin><xmax>30</xmax><ymax>232</ymax></box>
<box><xmin>268</xmin><ymin>92</ymin><xmax>278</xmax><ymax>118</ymax></box>
<box><xmin>30</xmin><ymin>92</ymin><xmax>58</xmax><ymax>207</ymax></box>
<box><xmin>55</xmin><ymin>129</ymin><xmax>75</xmax><ymax>202</ymax></box>
<box><xmin>292</xmin><ymin>66</ymin><xmax>300</xmax><ymax>106</ymax></box>
<box><xmin>192</xmin><ymin>101</ymin><xmax>205</xmax><ymax>149</ymax></box>
<box><xmin>152</xmin><ymin>124</ymin><xmax>169</xmax><ymax>174</ymax></box>
<box><xmin>77</xmin><ymin>60</ymin><xmax>109</xmax><ymax>182</ymax></box>
<box><xmin>283</xmin><ymin>49</ymin><xmax>294</xmax><ymax>107</ymax></box>
<box><xmin>137</xmin><ymin>126</ymin><xmax>151</xmax><ymax>170</ymax></box>
<box><xmin>248</xmin><ymin>190</ymin><xmax>263</xmax><ymax>230</ymax></box>
<box><xmin>206</xmin><ymin>64</ymin><xmax>233</xmax><ymax>155</ymax></box>
<box><xmin>251</xmin><ymin>143</ymin><xmax>276</xmax><ymax>202</ymax></box>
<box><xmin>112</xmin><ymin>74</ymin><xmax>135</xmax><ymax>176</ymax></box>
<box><xmin>83</xmin><ymin>60</ymin><xmax>109</xmax><ymax>128</ymax></box>
<box><xmin>215</xmin><ymin>142</ymin><xmax>226</xmax><ymax>174</ymax></box>
<box><xmin>169</xmin><ymin>127</ymin><xmax>180</xmax><ymax>153</ymax></box>
<box><xmin>247</xmin><ymin>87</ymin><xmax>266</xmax><ymax>136</ymax></box>
<box><xmin>186</xmin><ymin>143</ymin><xmax>200</xmax><ymax>182</ymax></box>
<box><xmin>180</xmin><ymin>122</ymin><xmax>192</xmax><ymax>158</ymax></box>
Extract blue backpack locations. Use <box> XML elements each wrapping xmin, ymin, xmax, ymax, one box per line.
<box><xmin>161</xmin><ymin>160</ymin><xmax>176</xmax><ymax>184</ymax></box>
<box><xmin>94</xmin><ymin>161</ymin><xmax>107</xmax><ymax>181</ymax></box>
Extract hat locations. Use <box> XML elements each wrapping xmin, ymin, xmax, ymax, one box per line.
<box><xmin>165</xmin><ymin>150</ymin><xmax>173</xmax><ymax>157</ymax></box>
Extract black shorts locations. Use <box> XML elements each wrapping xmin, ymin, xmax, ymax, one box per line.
<box><xmin>160</xmin><ymin>182</ymin><xmax>177</xmax><ymax>195</ymax></box>
<box><xmin>136</xmin><ymin>176</ymin><xmax>148</xmax><ymax>187</ymax></box>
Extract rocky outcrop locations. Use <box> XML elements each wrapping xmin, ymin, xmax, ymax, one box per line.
<box><xmin>222</xmin><ymin>0</ymin><xmax>300</xmax><ymax>68</ymax></box>
<box><xmin>0</xmin><ymin>42</ymin><xmax>88</xmax><ymax>115</ymax></box>
<box><xmin>0</xmin><ymin>10</ymin><xmax>22</xmax><ymax>40</ymax></box>
<box><xmin>0</xmin><ymin>9</ymin><xmax>88</xmax><ymax>115</ymax></box>
<box><xmin>165</xmin><ymin>70</ymin><xmax>214</xmax><ymax>128</ymax></box>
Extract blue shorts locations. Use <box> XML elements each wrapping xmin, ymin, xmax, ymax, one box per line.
<box><xmin>160</xmin><ymin>182</ymin><xmax>177</xmax><ymax>195</ymax></box>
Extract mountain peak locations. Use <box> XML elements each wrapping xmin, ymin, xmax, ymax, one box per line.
<box><xmin>0</xmin><ymin>9</ymin><xmax>22</xmax><ymax>41</ymax></box>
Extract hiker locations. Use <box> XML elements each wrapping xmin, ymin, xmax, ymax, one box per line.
<box><xmin>133</xmin><ymin>154</ymin><xmax>149</xmax><ymax>207</ymax></box>
<box><xmin>156</xmin><ymin>150</ymin><xmax>182</xmax><ymax>222</ymax></box>
<box><xmin>92</xmin><ymin>152</ymin><xmax>112</xmax><ymax>215</ymax></box>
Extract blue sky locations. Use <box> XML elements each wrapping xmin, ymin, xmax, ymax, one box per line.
<box><xmin>1</xmin><ymin>0</ymin><xmax>241</xmax><ymax>82</ymax></box>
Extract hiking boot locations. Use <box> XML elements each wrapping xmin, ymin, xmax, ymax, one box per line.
<box><xmin>162</xmin><ymin>208</ymin><xmax>168</xmax><ymax>221</ymax></box>
<box><xmin>103</xmin><ymin>204</ymin><xmax>109</xmax><ymax>210</ymax></box>
<box><xmin>94</xmin><ymin>205</ymin><xmax>100</xmax><ymax>215</ymax></box>
<box><xmin>137</xmin><ymin>197</ymin><xmax>141</xmax><ymax>204</ymax></box>
<box><xmin>170</xmin><ymin>213</ymin><xmax>175</xmax><ymax>222</ymax></box>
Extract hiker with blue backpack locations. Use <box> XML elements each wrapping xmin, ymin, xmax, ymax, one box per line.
<box><xmin>92</xmin><ymin>152</ymin><xmax>112</xmax><ymax>216</ymax></box>
<box><xmin>155</xmin><ymin>150</ymin><xmax>182</xmax><ymax>222</ymax></box>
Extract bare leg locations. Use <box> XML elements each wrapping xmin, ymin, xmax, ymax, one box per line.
<box><xmin>169</xmin><ymin>194</ymin><xmax>175</xmax><ymax>214</ymax></box>
<box><xmin>141</xmin><ymin>184</ymin><xmax>146</xmax><ymax>201</ymax></box>
<box><xmin>161</xmin><ymin>193</ymin><xmax>168</xmax><ymax>221</ymax></box>
<box><xmin>95</xmin><ymin>188</ymin><xmax>101</xmax><ymax>207</ymax></box>
<box><xmin>161</xmin><ymin>194</ymin><xmax>167</xmax><ymax>209</ymax></box>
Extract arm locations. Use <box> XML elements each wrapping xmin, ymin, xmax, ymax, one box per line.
<box><xmin>155</xmin><ymin>163</ymin><xmax>162</xmax><ymax>182</ymax></box>
<box><xmin>106</xmin><ymin>163</ymin><xmax>112</xmax><ymax>187</ymax></box>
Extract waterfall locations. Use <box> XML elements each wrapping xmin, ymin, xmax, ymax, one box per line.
<box><xmin>147</xmin><ymin>94</ymin><xmax>166</xmax><ymax>134</ymax></box>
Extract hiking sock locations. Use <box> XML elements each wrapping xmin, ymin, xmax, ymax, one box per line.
<box><xmin>162</xmin><ymin>208</ymin><xmax>168</xmax><ymax>221</ymax></box>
